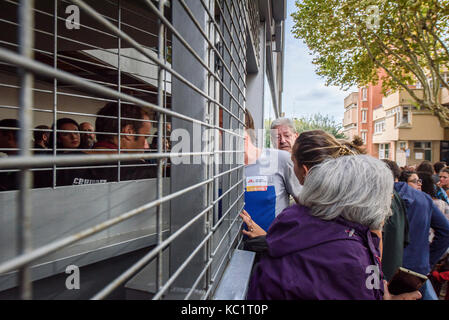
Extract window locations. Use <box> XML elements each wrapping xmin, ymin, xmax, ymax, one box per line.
<box><xmin>374</xmin><ymin>120</ymin><xmax>385</xmax><ymax>134</ymax></box>
<box><xmin>361</xmin><ymin>131</ymin><xmax>367</xmax><ymax>145</ymax></box>
<box><xmin>414</xmin><ymin>141</ymin><xmax>432</xmax><ymax>161</ymax></box>
<box><xmin>362</xmin><ymin>87</ymin><xmax>368</xmax><ymax>101</ymax></box>
<box><xmin>379</xmin><ymin>144</ymin><xmax>390</xmax><ymax>159</ymax></box>
<box><xmin>361</xmin><ymin>110</ymin><xmax>367</xmax><ymax>123</ymax></box>
<box><xmin>394</xmin><ymin>106</ymin><xmax>411</xmax><ymax>127</ymax></box>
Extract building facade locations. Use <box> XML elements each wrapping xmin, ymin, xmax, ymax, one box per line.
<box><xmin>343</xmin><ymin>92</ymin><xmax>358</xmax><ymax>141</ymax></box>
<box><xmin>373</xmin><ymin>88</ymin><xmax>449</xmax><ymax>166</ymax></box>
<box><xmin>345</xmin><ymin>70</ymin><xmax>449</xmax><ymax>166</ymax></box>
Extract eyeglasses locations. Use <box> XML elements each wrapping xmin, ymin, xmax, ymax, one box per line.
<box><xmin>408</xmin><ymin>179</ymin><xmax>422</xmax><ymax>184</ymax></box>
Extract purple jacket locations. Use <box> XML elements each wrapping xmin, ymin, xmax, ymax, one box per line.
<box><xmin>247</xmin><ymin>204</ymin><xmax>384</xmax><ymax>300</ymax></box>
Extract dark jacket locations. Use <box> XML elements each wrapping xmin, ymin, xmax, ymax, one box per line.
<box><xmin>247</xmin><ymin>204</ymin><xmax>384</xmax><ymax>300</ymax></box>
<box><xmin>382</xmin><ymin>189</ymin><xmax>409</xmax><ymax>281</ymax></box>
<box><xmin>394</xmin><ymin>182</ymin><xmax>449</xmax><ymax>275</ymax></box>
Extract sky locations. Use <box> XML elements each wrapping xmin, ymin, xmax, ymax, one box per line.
<box><xmin>282</xmin><ymin>1</ymin><xmax>357</xmax><ymax>122</ymax></box>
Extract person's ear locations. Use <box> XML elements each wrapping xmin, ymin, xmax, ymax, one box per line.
<box><xmin>121</xmin><ymin>124</ymin><xmax>135</xmax><ymax>142</ymax></box>
<box><xmin>302</xmin><ymin>164</ymin><xmax>309</xmax><ymax>176</ymax></box>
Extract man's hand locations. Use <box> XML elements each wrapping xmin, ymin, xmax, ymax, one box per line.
<box><xmin>383</xmin><ymin>280</ymin><xmax>422</xmax><ymax>300</ymax></box>
<box><xmin>240</xmin><ymin>210</ymin><xmax>267</xmax><ymax>238</ymax></box>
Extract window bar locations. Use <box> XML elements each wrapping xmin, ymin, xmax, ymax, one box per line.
<box><xmin>156</xmin><ymin>0</ymin><xmax>165</xmax><ymax>294</ymax></box>
<box><xmin>143</xmin><ymin>0</ymin><xmax>246</xmax><ymax>123</ymax></box>
<box><xmin>0</xmin><ymin>176</ymin><xmax>214</xmax><ymax>276</ymax></box>
<box><xmin>16</xmin><ymin>0</ymin><xmax>35</xmax><ymax>300</ymax></box>
<box><xmin>215</xmin><ymin>0</ymin><xmax>245</xmax><ymax>83</ymax></box>
<box><xmin>226</xmin><ymin>0</ymin><xmax>247</xmax><ymax>72</ymax></box>
<box><xmin>52</xmin><ymin>0</ymin><xmax>58</xmax><ymax>189</ymax></box>
<box><xmin>0</xmin><ymin>48</ymin><xmax>238</xmax><ymax>137</ymax></box>
<box><xmin>204</xmin><ymin>215</ymin><xmax>243</xmax><ymax>300</ymax></box>
<box><xmin>117</xmin><ymin>0</ymin><xmax>122</xmax><ymax>182</ymax></box>
<box><xmin>66</xmin><ymin>0</ymin><xmax>244</xmax><ymax>131</ymax></box>
<box><xmin>199</xmin><ymin>0</ymin><xmax>246</xmax><ymax>86</ymax></box>
<box><xmin>177</xmin><ymin>0</ymin><xmax>246</xmax><ymax>106</ymax></box>
<box><xmin>203</xmin><ymin>0</ymin><xmax>214</xmax><ymax>295</ymax></box>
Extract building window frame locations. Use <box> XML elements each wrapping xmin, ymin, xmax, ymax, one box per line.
<box><xmin>361</xmin><ymin>109</ymin><xmax>367</xmax><ymax>123</ymax></box>
<box><xmin>362</xmin><ymin>87</ymin><xmax>368</xmax><ymax>101</ymax></box>
<box><xmin>413</xmin><ymin>141</ymin><xmax>432</xmax><ymax>161</ymax></box>
<box><xmin>379</xmin><ymin>143</ymin><xmax>390</xmax><ymax>159</ymax></box>
<box><xmin>361</xmin><ymin>131</ymin><xmax>367</xmax><ymax>145</ymax></box>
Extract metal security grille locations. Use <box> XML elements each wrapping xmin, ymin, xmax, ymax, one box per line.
<box><xmin>0</xmin><ymin>0</ymin><xmax>247</xmax><ymax>300</ymax></box>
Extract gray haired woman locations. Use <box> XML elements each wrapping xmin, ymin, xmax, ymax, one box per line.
<box><xmin>244</xmin><ymin>155</ymin><xmax>421</xmax><ymax>300</ymax></box>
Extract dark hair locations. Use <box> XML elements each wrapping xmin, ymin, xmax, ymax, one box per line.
<box><xmin>441</xmin><ymin>167</ymin><xmax>449</xmax><ymax>175</ymax></box>
<box><xmin>49</xmin><ymin>118</ymin><xmax>80</xmax><ymax>149</ymax></box>
<box><xmin>33</xmin><ymin>125</ymin><xmax>50</xmax><ymax>141</ymax></box>
<box><xmin>417</xmin><ymin>171</ymin><xmax>437</xmax><ymax>198</ymax></box>
<box><xmin>292</xmin><ymin>130</ymin><xmax>357</xmax><ymax>169</ymax></box>
<box><xmin>95</xmin><ymin>102</ymin><xmax>150</xmax><ymax>143</ymax></box>
<box><xmin>434</xmin><ymin>161</ymin><xmax>446</xmax><ymax>174</ymax></box>
<box><xmin>0</xmin><ymin>118</ymin><xmax>19</xmax><ymax>140</ymax></box>
<box><xmin>398</xmin><ymin>170</ymin><xmax>416</xmax><ymax>183</ymax></box>
<box><xmin>244</xmin><ymin>109</ymin><xmax>256</xmax><ymax>143</ymax></box>
<box><xmin>416</xmin><ymin>160</ymin><xmax>434</xmax><ymax>175</ymax></box>
<box><xmin>382</xmin><ymin>159</ymin><xmax>401</xmax><ymax>180</ymax></box>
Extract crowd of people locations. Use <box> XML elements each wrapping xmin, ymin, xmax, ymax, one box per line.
<box><xmin>3</xmin><ymin>105</ymin><xmax>449</xmax><ymax>300</ymax></box>
<box><xmin>241</xmin><ymin>111</ymin><xmax>449</xmax><ymax>300</ymax></box>
<box><xmin>0</xmin><ymin>103</ymin><xmax>171</xmax><ymax>190</ymax></box>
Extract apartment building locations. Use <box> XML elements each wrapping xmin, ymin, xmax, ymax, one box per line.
<box><xmin>373</xmin><ymin>86</ymin><xmax>449</xmax><ymax>166</ymax></box>
<box><xmin>342</xmin><ymin>92</ymin><xmax>358</xmax><ymax>141</ymax></box>
<box><xmin>344</xmin><ymin>68</ymin><xmax>449</xmax><ymax>167</ymax></box>
<box><xmin>342</xmin><ymin>79</ymin><xmax>383</xmax><ymax>157</ymax></box>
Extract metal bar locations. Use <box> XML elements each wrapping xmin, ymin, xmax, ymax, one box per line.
<box><xmin>68</xmin><ymin>0</ymin><xmax>245</xmax><ymax>127</ymax></box>
<box><xmin>0</xmin><ymin>177</ymin><xmax>214</xmax><ymax>276</ymax></box>
<box><xmin>212</xmin><ymin>177</ymin><xmax>244</xmax><ymax>206</ymax></box>
<box><xmin>204</xmin><ymin>204</ymin><xmax>244</xmax><ymax>299</ymax></box>
<box><xmin>91</xmin><ymin>203</ymin><xmax>214</xmax><ymax>300</ymax></box>
<box><xmin>0</xmin><ymin>152</ymin><xmax>213</xmax><ymax>169</ymax></box>
<box><xmin>144</xmin><ymin>0</ymin><xmax>246</xmax><ymax>117</ymax></box>
<box><xmin>152</xmin><ymin>229</ymin><xmax>213</xmax><ymax>300</ymax></box>
<box><xmin>198</xmin><ymin>0</ymin><xmax>246</xmax><ymax>83</ymax></box>
<box><xmin>0</xmin><ymin>48</ymin><xmax>243</xmax><ymax>138</ymax></box>
<box><xmin>0</xmin><ymin>48</ymin><xmax>215</xmax><ymax>130</ymax></box>
<box><xmin>52</xmin><ymin>0</ymin><xmax>57</xmax><ymax>189</ymax></box>
<box><xmin>184</xmin><ymin>255</ymin><xmax>213</xmax><ymax>300</ymax></box>
<box><xmin>156</xmin><ymin>0</ymin><xmax>165</xmax><ymax>294</ymax></box>
<box><xmin>176</xmin><ymin>0</ymin><xmax>246</xmax><ymax>107</ymax></box>
<box><xmin>213</xmin><ymin>0</ymin><xmax>246</xmax><ymax>80</ymax></box>
<box><xmin>16</xmin><ymin>0</ymin><xmax>34</xmax><ymax>300</ymax></box>
<box><xmin>117</xmin><ymin>0</ymin><xmax>122</xmax><ymax>183</ymax></box>
<box><xmin>211</xmin><ymin>194</ymin><xmax>245</xmax><ymax>256</ymax></box>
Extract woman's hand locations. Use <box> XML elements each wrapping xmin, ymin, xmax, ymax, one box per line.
<box><xmin>240</xmin><ymin>210</ymin><xmax>267</xmax><ymax>238</ymax></box>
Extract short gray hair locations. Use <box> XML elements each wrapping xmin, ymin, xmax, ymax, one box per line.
<box><xmin>298</xmin><ymin>155</ymin><xmax>393</xmax><ymax>230</ymax></box>
<box><xmin>270</xmin><ymin>118</ymin><xmax>297</xmax><ymax>133</ymax></box>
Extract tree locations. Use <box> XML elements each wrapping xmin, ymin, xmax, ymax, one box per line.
<box><xmin>294</xmin><ymin>114</ymin><xmax>347</xmax><ymax>139</ymax></box>
<box><xmin>292</xmin><ymin>0</ymin><xmax>449</xmax><ymax>125</ymax></box>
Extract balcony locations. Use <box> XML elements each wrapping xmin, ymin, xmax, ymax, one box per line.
<box><xmin>344</xmin><ymin>92</ymin><xmax>358</xmax><ymax>109</ymax></box>
<box><xmin>383</xmin><ymin>89</ymin><xmax>424</xmax><ymax>110</ymax></box>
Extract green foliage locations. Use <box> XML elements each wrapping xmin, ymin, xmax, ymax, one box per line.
<box><xmin>294</xmin><ymin>114</ymin><xmax>347</xmax><ymax>139</ymax></box>
<box><xmin>291</xmin><ymin>0</ymin><xmax>449</xmax><ymax>125</ymax></box>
